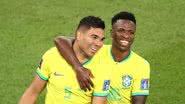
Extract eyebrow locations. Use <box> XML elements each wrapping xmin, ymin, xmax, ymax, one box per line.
<box><xmin>92</xmin><ymin>34</ymin><xmax>105</xmax><ymax>39</ymax></box>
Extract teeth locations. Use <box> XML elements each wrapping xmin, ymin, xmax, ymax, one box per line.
<box><xmin>120</xmin><ymin>40</ymin><xmax>129</xmax><ymax>45</ymax></box>
<box><xmin>91</xmin><ymin>47</ymin><xmax>97</xmax><ymax>51</ymax></box>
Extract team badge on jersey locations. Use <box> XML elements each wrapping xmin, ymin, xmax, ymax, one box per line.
<box><xmin>122</xmin><ymin>75</ymin><xmax>132</xmax><ymax>88</ymax></box>
<box><xmin>103</xmin><ymin>80</ymin><xmax>110</xmax><ymax>91</ymax></box>
<box><xmin>141</xmin><ymin>79</ymin><xmax>149</xmax><ymax>90</ymax></box>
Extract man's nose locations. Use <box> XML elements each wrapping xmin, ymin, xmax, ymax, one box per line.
<box><xmin>122</xmin><ymin>31</ymin><xmax>130</xmax><ymax>38</ymax></box>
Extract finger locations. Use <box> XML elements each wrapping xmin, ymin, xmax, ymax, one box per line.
<box><xmin>85</xmin><ymin>80</ymin><xmax>91</xmax><ymax>91</ymax></box>
<box><xmin>88</xmin><ymin>78</ymin><xmax>94</xmax><ymax>88</ymax></box>
<box><xmin>80</xmin><ymin>78</ymin><xmax>91</xmax><ymax>91</ymax></box>
<box><xmin>78</xmin><ymin>79</ymin><xmax>86</xmax><ymax>91</ymax></box>
<box><xmin>79</xmin><ymin>81</ymin><xmax>83</xmax><ymax>89</ymax></box>
<box><xmin>81</xmin><ymin>81</ymin><xmax>87</xmax><ymax>92</ymax></box>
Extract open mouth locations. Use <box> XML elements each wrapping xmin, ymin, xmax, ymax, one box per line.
<box><xmin>120</xmin><ymin>40</ymin><xmax>129</xmax><ymax>46</ymax></box>
<box><xmin>91</xmin><ymin>47</ymin><xmax>97</xmax><ymax>53</ymax></box>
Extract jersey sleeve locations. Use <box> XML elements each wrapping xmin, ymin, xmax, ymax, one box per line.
<box><xmin>132</xmin><ymin>60</ymin><xmax>150</xmax><ymax>96</ymax></box>
<box><xmin>36</xmin><ymin>51</ymin><xmax>51</xmax><ymax>81</ymax></box>
<box><xmin>92</xmin><ymin>45</ymin><xmax>113</xmax><ymax>97</ymax></box>
<box><xmin>92</xmin><ymin>65</ymin><xmax>112</xmax><ymax>97</ymax></box>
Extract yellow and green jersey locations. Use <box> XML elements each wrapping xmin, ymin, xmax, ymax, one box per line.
<box><xmin>98</xmin><ymin>45</ymin><xmax>150</xmax><ymax>104</ymax></box>
<box><xmin>36</xmin><ymin>47</ymin><xmax>112</xmax><ymax>104</ymax></box>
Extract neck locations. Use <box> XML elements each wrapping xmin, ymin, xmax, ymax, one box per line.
<box><xmin>73</xmin><ymin>41</ymin><xmax>89</xmax><ymax>64</ymax></box>
<box><xmin>111</xmin><ymin>46</ymin><xmax>130</xmax><ymax>62</ymax></box>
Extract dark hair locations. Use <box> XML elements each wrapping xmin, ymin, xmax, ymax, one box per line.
<box><xmin>77</xmin><ymin>16</ymin><xmax>105</xmax><ymax>30</ymax></box>
<box><xmin>111</xmin><ymin>11</ymin><xmax>136</xmax><ymax>25</ymax></box>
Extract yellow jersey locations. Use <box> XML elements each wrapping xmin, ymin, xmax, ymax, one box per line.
<box><xmin>36</xmin><ymin>47</ymin><xmax>112</xmax><ymax>104</ymax></box>
<box><xmin>98</xmin><ymin>45</ymin><xmax>150</xmax><ymax>104</ymax></box>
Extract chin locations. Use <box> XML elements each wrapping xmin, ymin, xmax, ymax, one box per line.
<box><xmin>86</xmin><ymin>53</ymin><xmax>94</xmax><ymax>58</ymax></box>
<box><xmin>119</xmin><ymin>47</ymin><xmax>129</xmax><ymax>52</ymax></box>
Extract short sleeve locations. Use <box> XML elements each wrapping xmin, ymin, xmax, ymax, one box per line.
<box><xmin>132</xmin><ymin>60</ymin><xmax>150</xmax><ymax>96</ymax></box>
<box><xmin>92</xmin><ymin>65</ymin><xmax>112</xmax><ymax>97</ymax></box>
<box><xmin>36</xmin><ymin>52</ymin><xmax>51</xmax><ymax>81</ymax></box>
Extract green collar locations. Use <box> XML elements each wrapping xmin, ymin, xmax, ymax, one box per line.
<box><xmin>82</xmin><ymin>57</ymin><xmax>93</xmax><ymax>66</ymax></box>
<box><xmin>110</xmin><ymin>48</ymin><xmax>132</xmax><ymax>63</ymax></box>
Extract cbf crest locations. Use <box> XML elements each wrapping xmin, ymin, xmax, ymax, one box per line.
<box><xmin>122</xmin><ymin>75</ymin><xmax>132</xmax><ymax>88</ymax></box>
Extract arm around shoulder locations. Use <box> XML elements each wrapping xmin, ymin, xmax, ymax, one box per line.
<box><xmin>54</xmin><ymin>36</ymin><xmax>82</xmax><ymax>69</ymax></box>
<box><xmin>54</xmin><ymin>36</ymin><xmax>94</xmax><ymax>91</ymax></box>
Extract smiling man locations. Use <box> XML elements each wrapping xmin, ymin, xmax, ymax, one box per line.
<box><xmin>19</xmin><ymin>16</ymin><xmax>111</xmax><ymax>104</ymax></box>
<box><xmin>54</xmin><ymin>11</ymin><xmax>150</xmax><ymax>104</ymax></box>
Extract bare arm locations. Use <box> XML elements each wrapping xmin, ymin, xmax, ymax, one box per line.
<box><xmin>92</xmin><ymin>96</ymin><xmax>107</xmax><ymax>104</ymax></box>
<box><xmin>19</xmin><ymin>75</ymin><xmax>47</xmax><ymax>104</ymax></box>
<box><xmin>132</xmin><ymin>96</ymin><xmax>147</xmax><ymax>104</ymax></box>
<box><xmin>54</xmin><ymin>36</ymin><xmax>94</xmax><ymax>91</ymax></box>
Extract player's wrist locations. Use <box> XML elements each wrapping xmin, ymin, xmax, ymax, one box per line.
<box><xmin>73</xmin><ymin>64</ymin><xmax>84</xmax><ymax>72</ymax></box>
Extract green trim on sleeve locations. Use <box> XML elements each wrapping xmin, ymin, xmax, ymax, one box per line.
<box><xmin>132</xmin><ymin>92</ymin><xmax>149</xmax><ymax>96</ymax></box>
<box><xmin>36</xmin><ymin>70</ymin><xmax>48</xmax><ymax>81</ymax></box>
<box><xmin>93</xmin><ymin>92</ymin><xmax>108</xmax><ymax>97</ymax></box>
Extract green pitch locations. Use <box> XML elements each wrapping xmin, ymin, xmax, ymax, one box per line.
<box><xmin>0</xmin><ymin>0</ymin><xmax>185</xmax><ymax>103</ymax></box>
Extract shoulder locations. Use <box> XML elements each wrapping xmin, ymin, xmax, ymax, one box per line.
<box><xmin>102</xmin><ymin>44</ymin><xmax>111</xmax><ymax>50</ymax></box>
<box><xmin>92</xmin><ymin>45</ymin><xmax>111</xmax><ymax>61</ymax></box>
<box><xmin>42</xmin><ymin>47</ymin><xmax>60</xmax><ymax>60</ymax></box>
<box><xmin>131</xmin><ymin>51</ymin><xmax>150</xmax><ymax>65</ymax></box>
<box><xmin>40</xmin><ymin>47</ymin><xmax>68</xmax><ymax>68</ymax></box>
<box><xmin>97</xmin><ymin>45</ymin><xmax>111</xmax><ymax>55</ymax></box>
<box><xmin>131</xmin><ymin>52</ymin><xmax>150</xmax><ymax>77</ymax></box>
<box><xmin>131</xmin><ymin>51</ymin><xmax>150</xmax><ymax>73</ymax></box>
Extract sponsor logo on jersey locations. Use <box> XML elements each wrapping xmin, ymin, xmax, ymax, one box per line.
<box><xmin>103</xmin><ymin>80</ymin><xmax>110</xmax><ymax>91</ymax></box>
<box><xmin>122</xmin><ymin>75</ymin><xmax>132</xmax><ymax>88</ymax></box>
<box><xmin>54</xmin><ymin>72</ymin><xmax>64</xmax><ymax>76</ymax></box>
<box><xmin>141</xmin><ymin>79</ymin><xmax>149</xmax><ymax>90</ymax></box>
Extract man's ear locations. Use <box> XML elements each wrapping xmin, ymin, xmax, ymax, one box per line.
<box><xmin>76</xmin><ymin>31</ymin><xmax>81</xmax><ymax>40</ymax></box>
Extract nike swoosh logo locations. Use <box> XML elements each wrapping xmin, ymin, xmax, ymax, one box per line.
<box><xmin>54</xmin><ymin>72</ymin><xmax>64</xmax><ymax>76</ymax></box>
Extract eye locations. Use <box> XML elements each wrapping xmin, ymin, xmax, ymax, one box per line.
<box><xmin>91</xmin><ymin>35</ymin><xmax>98</xmax><ymax>39</ymax></box>
<box><xmin>117</xmin><ymin>29</ymin><xmax>125</xmax><ymax>33</ymax></box>
<box><xmin>101</xmin><ymin>37</ymin><xmax>105</xmax><ymax>42</ymax></box>
<box><xmin>129</xmin><ymin>31</ymin><xmax>135</xmax><ymax>35</ymax></box>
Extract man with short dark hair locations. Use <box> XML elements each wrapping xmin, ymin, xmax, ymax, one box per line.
<box><xmin>19</xmin><ymin>16</ymin><xmax>111</xmax><ymax>104</ymax></box>
<box><xmin>55</xmin><ymin>11</ymin><xmax>150</xmax><ymax>104</ymax></box>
